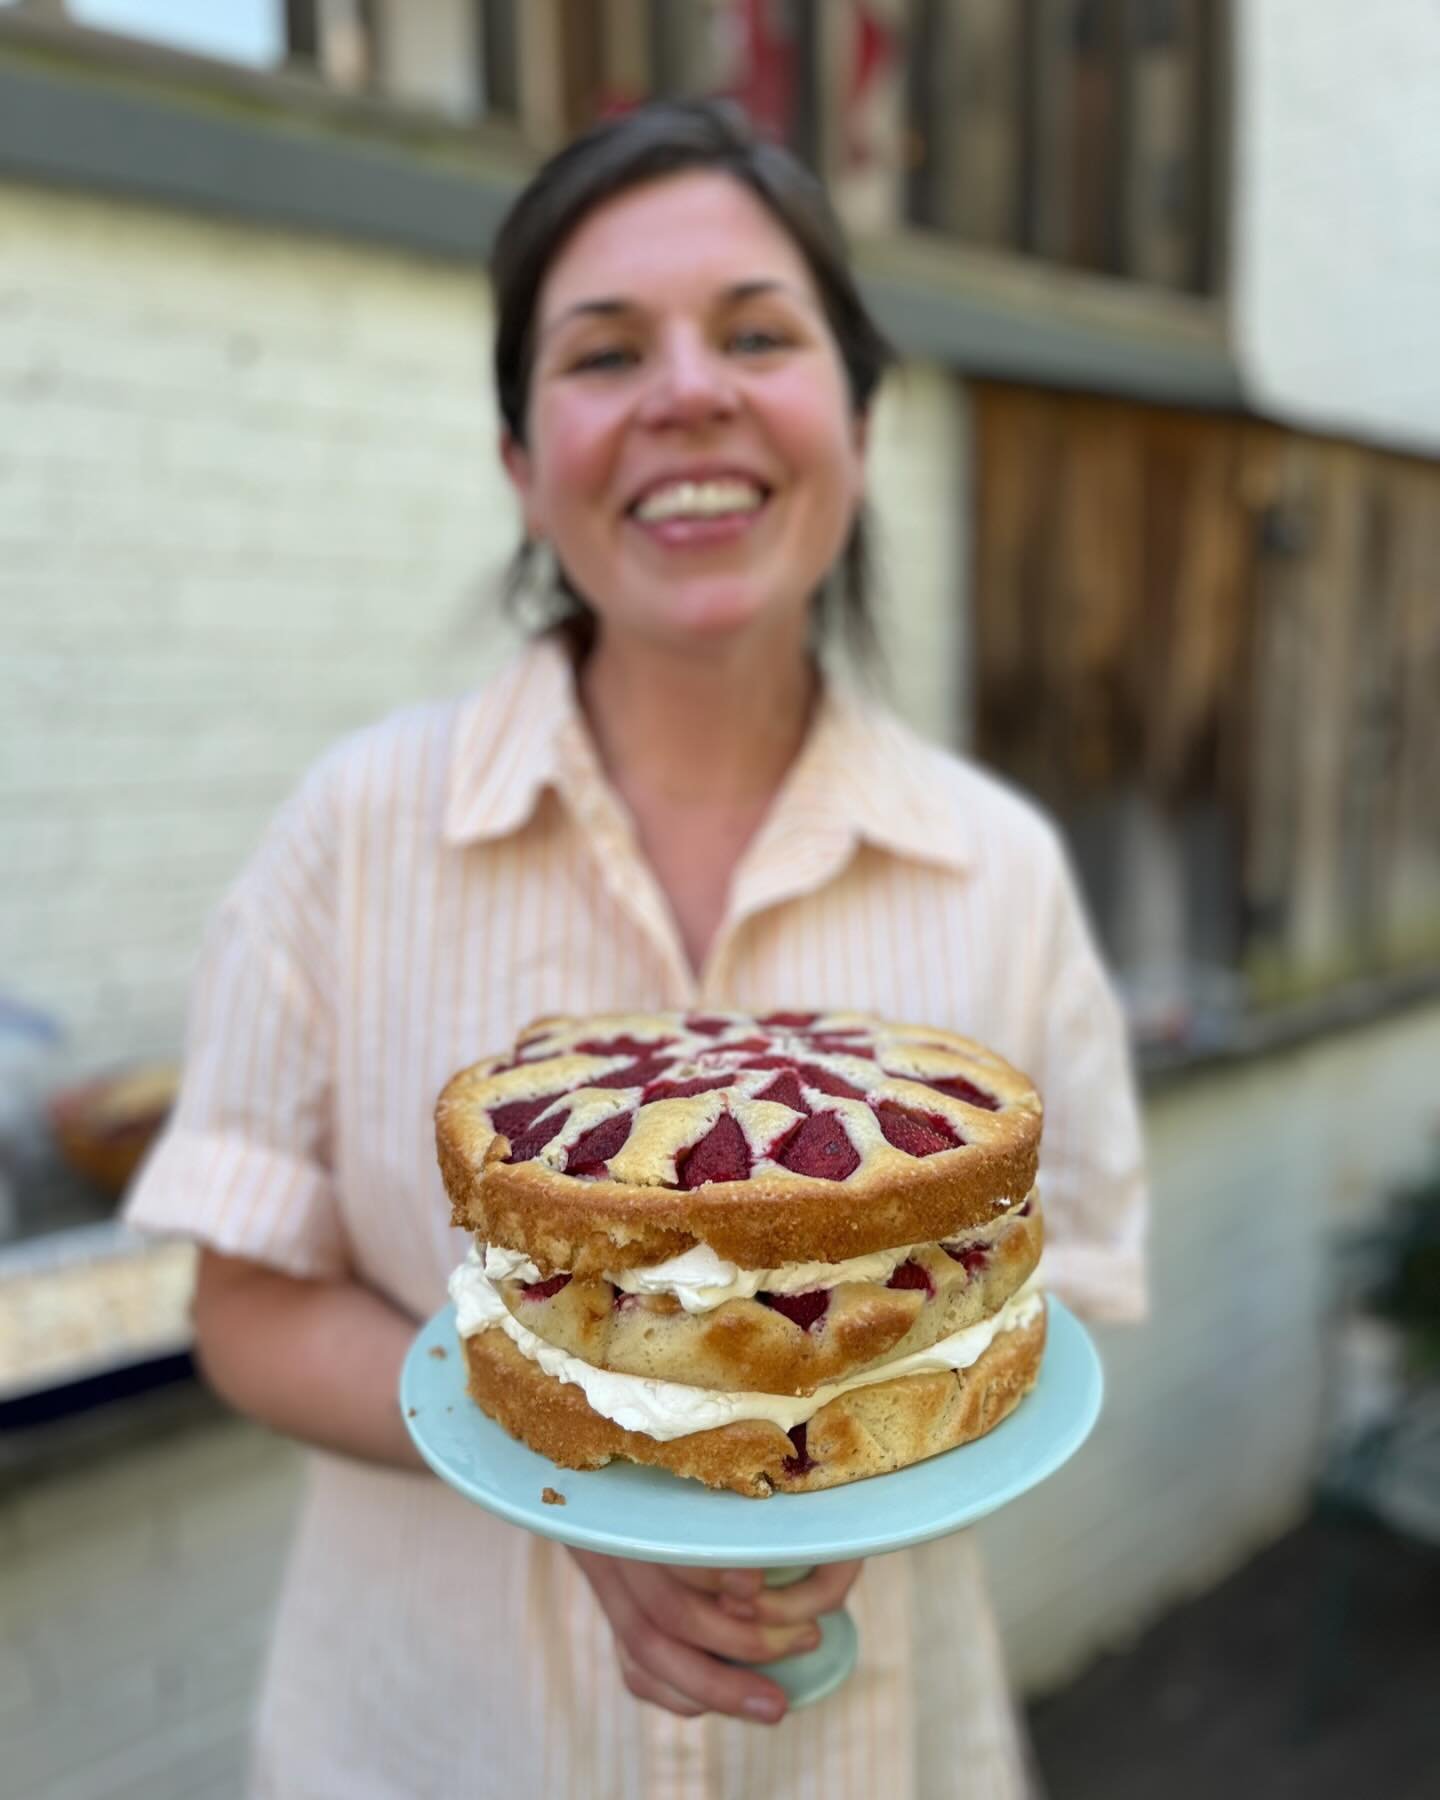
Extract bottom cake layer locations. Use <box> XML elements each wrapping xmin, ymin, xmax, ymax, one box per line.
<box><xmin>460</xmin><ymin>1303</ymin><xmax>1046</xmax><ymax>1498</ymax></box>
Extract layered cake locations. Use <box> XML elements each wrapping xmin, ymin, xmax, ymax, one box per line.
<box><xmin>437</xmin><ymin>1010</ymin><xmax>1046</xmax><ymax>1497</ymax></box>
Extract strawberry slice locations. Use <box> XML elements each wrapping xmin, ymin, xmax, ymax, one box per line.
<box><xmin>925</xmin><ymin>1074</ymin><xmax>1000</xmax><ymax>1111</ymax></box>
<box><xmin>490</xmin><ymin>1095</ymin><xmax>561</xmax><ymax>1141</ymax></box>
<box><xmin>782</xmin><ymin>1422</ymin><xmax>815</xmax><ymax>1476</ymax></box>
<box><xmin>775</xmin><ymin>1113</ymin><xmax>860</xmax><ymax>1180</ymax></box>
<box><xmin>564</xmin><ymin>1113</ymin><xmax>633</xmax><ymax>1176</ymax></box>
<box><xmin>885</xmin><ymin>1259</ymin><xmax>934</xmax><ymax>1295</ymax></box>
<box><xmin>520</xmin><ymin>1273</ymin><xmax>571</xmax><ymax>1301</ymax></box>
<box><xmin>575</xmin><ymin>1034</ymin><xmax>674</xmax><ymax>1058</ymax></box>
<box><xmin>643</xmin><ymin>1075</ymin><xmax>736</xmax><ymax>1102</ymax></box>
<box><xmin>753</xmin><ymin>1069</ymin><xmax>810</xmax><ymax>1114</ymax></box>
<box><xmin>747</xmin><ymin>1055</ymin><xmax>865</xmax><ymax>1099</ymax></box>
<box><xmin>874</xmin><ymin>1101</ymin><xmax>960</xmax><ymax>1158</ymax></box>
<box><xmin>590</xmin><ymin>1057</ymin><xmax>674</xmax><ymax>1089</ymax></box>
<box><xmin>760</xmin><ymin>1011</ymin><xmax>818</xmax><ymax>1029</ymax></box>
<box><xmin>677</xmin><ymin>1113</ymin><xmax>752</xmax><ymax>1188</ymax></box>
<box><xmin>795</xmin><ymin>1062</ymin><xmax>866</xmax><ymax>1099</ymax></box>
<box><xmin>504</xmin><ymin>1111</ymin><xmax>567</xmax><ymax>1163</ymax></box>
<box><xmin>760</xmin><ymin>1290</ymin><xmax>829</xmax><ymax>1330</ymax></box>
<box><xmin>942</xmin><ymin>1243</ymin><xmax>990</xmax><ymax>1275</ymax></box>
<box><xmin>804</xmin><ymin>1035</ymin><xmax>877</xmax><ymax>1058</ymax></box>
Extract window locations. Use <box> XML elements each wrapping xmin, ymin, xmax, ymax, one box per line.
<box><xmin>66</xmin><ymin>0</ymin><xmax>285</xmax><ymax>65</ymax></box>
<box><xmin>907</xmin><ymin>0</ymin><xmax>1226</xmax><ymax>294</ymax></box>
<box><xmin>648</xmin><ymin>0</ymin><xmax>820</xmax><ymax>166</ymax></box>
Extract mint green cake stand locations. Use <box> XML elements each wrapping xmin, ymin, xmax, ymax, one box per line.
<box><xmin>401</xmin><ymin>1299</ymin><xmax>1102</xmax><ymax>1709</ymax></box>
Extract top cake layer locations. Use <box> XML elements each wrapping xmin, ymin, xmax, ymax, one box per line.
<box><xmin>437</xmin><ymin>1010</ymin><xmax>1042</xmax><ymax>1273</ymax></box>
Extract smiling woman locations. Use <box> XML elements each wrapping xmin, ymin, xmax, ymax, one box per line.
<box><xmin>122</xmin><ymin>95</ymin><xmax>1146</xmax><ymax>1800</ymax></box>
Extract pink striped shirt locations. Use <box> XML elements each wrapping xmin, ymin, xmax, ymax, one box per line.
<box><xmin>127</xmin><ymin>634</ymin><xmax>1145</xmax><ymax>1798</ymax></box>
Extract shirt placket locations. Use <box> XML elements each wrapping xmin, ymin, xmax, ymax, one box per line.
<box><xmin>640</xmin><ymin>1712</ymin><xmax>711</xmax><ymax>1799</ymax></box>
<box><xmin>697</xmin><ymin>823</ymin><xmax>859</xmax><ymax>1006</ymax></box>
<box><xmin>696</xmin><ymin>715</ymin><xmax>861</xmax><ymax>1005</ymax></box>
<box><xmin>552</xmin><ymin>722</ymin><xmax>699</xmax><ymax>1005</ymax></box>
<box><xmin>551</xmin><ymin>695</ymin><xmax>866</xmax><ymax>1012</ymax></box>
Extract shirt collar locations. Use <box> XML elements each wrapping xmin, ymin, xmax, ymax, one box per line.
<box><xmin>785</xmin><ymin>676</ymin><xmax>975</xmax><ymax>875</ymax></box>
<box><xmin>442</xmin><ymin>635</ymin><xmax>576</xmax><ymax>847</ymax></box>
<box><xmin>443</xmin><ymin>634</ymin><xmax>975</xmax><ymax>876</ymax></box>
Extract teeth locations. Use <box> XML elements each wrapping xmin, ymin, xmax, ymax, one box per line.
<box><xmin>634</xmin><ymin>479</ymin><xmax>766</xmax><ymax>523</ymax></box>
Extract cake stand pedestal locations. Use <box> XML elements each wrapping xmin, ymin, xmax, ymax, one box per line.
<box><xmin>401</xmin><ymin>1299</ymin><xmax>1102</xmax><ymax>1709</ymax></box>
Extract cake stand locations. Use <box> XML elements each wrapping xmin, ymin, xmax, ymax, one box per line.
<box><xmin>401</xmin><ymin>1298</ymin><xmax>1102</xmax><ymax>1708</ymax></box>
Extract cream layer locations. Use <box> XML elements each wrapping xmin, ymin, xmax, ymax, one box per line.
<box><xmin>451</xmin><ymin>1249</ymin><xmax>1044</xmax><ymax>1443</ymax></box>
<box><xmin>482</xmin><ymin>1187</ymin><xmax>1035</xmax><ymax>1315</ymax></box>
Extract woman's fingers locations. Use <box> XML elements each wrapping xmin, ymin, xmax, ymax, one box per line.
<box><xmin>613</xmin><ymin>1642</ymin><xmax>708</xmax><ymax>1719</ymax></box>
<box><xmin>620</xmin><ymin>1606</ymin><xmax>792</xmax><ymax>1723</ymax></box>
<box><xmin>665</xmin><ymin>1564</ymin><xmax>765</xmax><ymax>1602</ymax></box>
<box><xmin>624</xmin><ymin>1561</ymin><xmax>822</xmax><ymax>1665</ymax></box>
<box><xmin>586</xmin><ymin>1555</ymin><xmax>792</xmax><ymax>1723</ymax></box>
<box><xmin>718</xmin><ymin>1558</ymin><xmax>864</xmax><ymax>1627</ymax></box>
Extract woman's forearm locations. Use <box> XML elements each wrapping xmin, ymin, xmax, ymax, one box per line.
<box><xmin>192</xmin><ymin>1248</ymin><xmax>426</xmax><ymax>1471</ymax></box>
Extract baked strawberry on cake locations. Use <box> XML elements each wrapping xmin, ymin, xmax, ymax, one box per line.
<box><xmin>437</xmin><ymin>1010</ymin><xmax>1046</xmax><ymax>1497</ymax></box>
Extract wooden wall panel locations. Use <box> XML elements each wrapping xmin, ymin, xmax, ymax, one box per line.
<box><xmin>972</xmin><ymin>382</ymin><xmax>1440</xmax><ymax>1018</ymax></box>
<box><xmin>1377</xmin><ymin>462</ymin><xmax>1440</xmax><ymax>964</ymax></box>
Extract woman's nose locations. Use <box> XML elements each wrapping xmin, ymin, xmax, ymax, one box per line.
<box><xmin>637</xmin><ymin>334</ymin><xmax>738</xmax><ymax>427</ymax></box>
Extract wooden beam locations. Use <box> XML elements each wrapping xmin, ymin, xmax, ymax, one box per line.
<box><xmin>1019</xmin><ymin>0</ymin><xmax>1073</xmax><ymax>261</ymax></box>
<box><xmin>938</xmin><ymin>0</ymin><xmax>1025</xmax><ymax>248</ymax></box>
<box><xmin>516</xmin><ymin>0</ymin><xmax>567</xmax><ymax>145</ymax></box>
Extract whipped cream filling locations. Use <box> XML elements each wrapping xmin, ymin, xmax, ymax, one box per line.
<box><xmin>482</xmin><ymin>1186</ymin><xmax>1035</xmax><ymax>1314</ymax></box>
<box><xmin>450</xmin><ymin>1248</ymin><xmax>1044</xmax><ymax>1442</ymax></box>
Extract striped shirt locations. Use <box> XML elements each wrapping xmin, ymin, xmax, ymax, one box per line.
<box><xmin>126</xmin><ymin>634</ymin><xmax>1146</xmax><ymax>1799</ymax></box>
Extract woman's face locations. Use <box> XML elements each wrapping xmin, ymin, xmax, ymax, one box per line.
<box><xmin>504</xmin><ymin>171</ymin><xmax>867</xmax><ymax>652</ymax></box>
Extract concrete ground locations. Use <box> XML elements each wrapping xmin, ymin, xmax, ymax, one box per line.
<box><xmin>2</xmin><ymin>1387</ymin><xmax>300</xmax><ymax>1800</ymax></box>
<box><xmin>1029</xmin><ymin>1509</ymin><xmax>1440</xmax><ymax>1800</ymax></box>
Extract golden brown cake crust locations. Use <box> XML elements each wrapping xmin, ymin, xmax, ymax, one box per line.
<box><xmin>437</xmin><ymin>1010</ymin><xmax>1042</xmax><ymax>1273</ymax></box>
<box><xmin>460</xmin><ymin>1305</ymin><xmax>1047</xmax><ymax>1498</ymax></box>
<box><xmin>496</xmin><ymin>1205</ymin><xmax>1042</xmax><ymax>1395</ymax></box>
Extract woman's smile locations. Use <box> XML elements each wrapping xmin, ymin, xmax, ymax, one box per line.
<box><xmin>627</xmin><ymin>466</ymin><xmax>773</xmax><ymax>550</ymax></box>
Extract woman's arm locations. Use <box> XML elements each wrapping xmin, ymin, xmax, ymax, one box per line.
<box><xmin>191</xmin><ymin>1247</ymin><xmax>425</xmax><ymax>1471</ymax></box>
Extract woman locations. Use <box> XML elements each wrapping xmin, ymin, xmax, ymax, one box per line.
<box><xmin>127</xmin><ymin>101</ymin><xmax>1146</xmax><ymax>1798</ymax></box>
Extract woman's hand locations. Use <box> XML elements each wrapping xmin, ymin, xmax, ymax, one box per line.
<box><xmin>569</xmin><ymin>1549</ymin><xmax>862</xmax><ymax>1724</ymax></box>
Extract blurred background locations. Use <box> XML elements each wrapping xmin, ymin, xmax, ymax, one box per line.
<box><xmin>2</xmin><ymin>2</ymin><xmax>1438</xmax><ymax>1796</ymax></box>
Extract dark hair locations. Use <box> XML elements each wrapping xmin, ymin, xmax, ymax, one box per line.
<box><xmin>490</xmin><ymin>99</ymin><xmax>895</xmax><ymax>663</ymax></box>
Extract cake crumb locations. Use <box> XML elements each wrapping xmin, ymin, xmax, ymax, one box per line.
<box><xmin>428</xmin><ymin>1345</ymin><xmax>448</xmax><ymax>1360</ymax></box>
<box><xmin>406</xmin><ymin>1407</ymin><xmax>417</xmax><ymax>1418</ymax></box>
<box><xmin>541</xmin><ymin>1487</ymin><xmax>567</xmax><ymax>1506</ymax></box>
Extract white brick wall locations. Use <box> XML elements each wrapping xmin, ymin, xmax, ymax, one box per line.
<box><xmin>1234</xmin><ymin>0</ymin><xmax>1440</xmax><ymax>452</ymax></box>
<box><xmin>979</xmin><ymin>1001</ymin><xmax>1440</xmax><ymax>1692</ymax></box>
<box><xmin>866</xmin><ymin>366</ymin><xmax>970</xmax><ymax>745</ymax></box>
<box><xmin>2</xmin><ymin>184</ymin><xmax>524</xmax><ymax>1066</ymax></box>
<box><xmin>0</xmin><ymin>180</ymin><xmax>965</xmax><ymax>1070</ymax></box>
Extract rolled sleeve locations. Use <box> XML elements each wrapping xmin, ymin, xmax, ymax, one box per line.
<box><xmin>128</xmin><ymin>1125</ymin><xmax>348</xmax><ymax>1283</ymax></box>
<box><xmin>1029</xmin><ymin>833</ymin><xmax>1149</xmax><ymax>1323</ymax></box>
<box><xmin>125</xmin><ymin>780</ymin><xmax>347</xmax><ymax>1281</ymax></box>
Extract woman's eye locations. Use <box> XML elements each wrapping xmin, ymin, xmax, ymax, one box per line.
<box><xmin>729</xmin><ymin>328</ymin><xmax>789</xmax><ymax>355</ymax></box>
<box><xmin>572</xmin><ymin>346</ymin><xmax>638</xmax><ymax>374</ymax></box>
